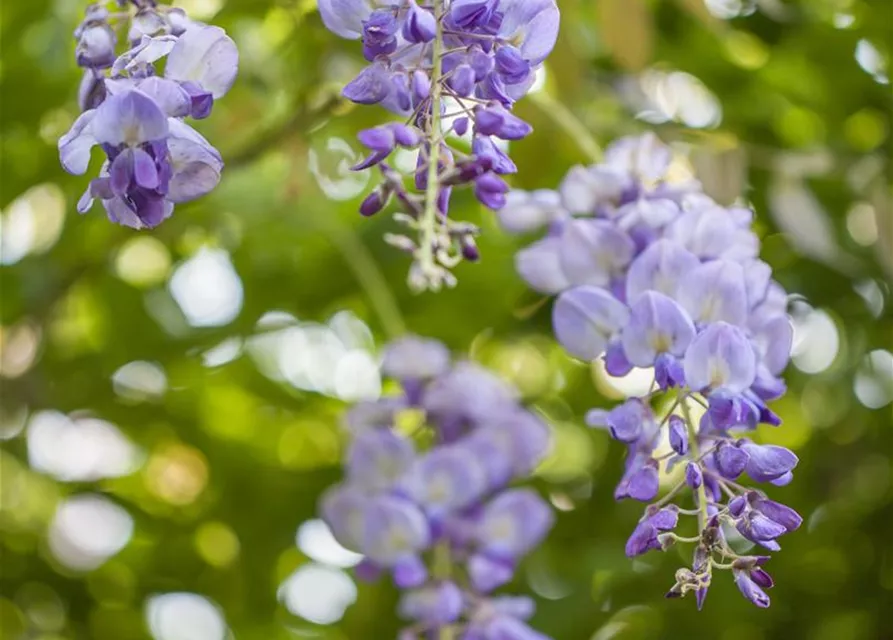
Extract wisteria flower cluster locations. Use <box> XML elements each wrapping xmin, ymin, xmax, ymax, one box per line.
<box><xmin>320</xmin><ymin>336</ymin><xmax>555</xmax><ymax>638</ymax></box>
<box><xmin>499</xmin><ymin>133</ymin><xmax>801</xmax><ymax>609</ymax></box>
<box><xmin>318</xmin><ymin>0</ymin><xmax>560</xmax><ymax>291</ymax></box>
<box><xmin>58</xmin><ymin>1</ymin><xmax>238</xmax><ymax>229</ymax></box>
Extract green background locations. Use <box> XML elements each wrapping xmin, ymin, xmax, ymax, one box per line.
<box><xmin>1</xmin><ymin>0</ymin><xmax>891</xmax><ymax>638</ymax></box>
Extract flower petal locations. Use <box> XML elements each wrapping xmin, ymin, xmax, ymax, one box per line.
<box><xmin>552</xmin><ymin>286</ymin><xmax>630</xmax><ymax>361</ymax></box>
<box><xmin>166</xmin><ymin>119</ymin><xmax>223</xmax><ymax>203</ymax></box>
<box><xmin>621</xmin><ymin>291</ymin><xmax>696</xmax><ymax>367</ymax></box>
<box><xmin>92</xmin><ymin>90</ymin><xmax>169</xmax><ymax>146</ymax></box>
<box><xmin>136</xmin><ymin>76</ymin><xmax>191</xmax><ymax>117</ymax></box>
<box><xmin>498</xmin><ymin>0</ymin><xmax>560</xmax><ymax>65</ymax></box>
<box><xmin>165</xmin><ymin>25</ymin><xmax>239</xmax><ymax>99</ymax></box>
<box><xmin>58</xmin><ymin>110</ymin><xmax>98</xmax><ymax>175</ymax></box>
<box><xmin>683</xmin><ymin>322</ymin><xmax>757</xmax><ymax>393</ymax></box>
<box><xmin>317</xmin><ymin>0</ymin><xmax>372</xmax><ymax>39</ymax></box>
<box><xmin>515</xmin><ymin>236</ymin><xmax>571</xmax><ymax>295</ymax></box>
<box><xmin>559</xmin><ymin>219</ymin><xmax>635</xmax><ymax>287</ymax></box>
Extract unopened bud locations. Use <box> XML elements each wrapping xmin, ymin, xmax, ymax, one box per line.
<box><xmin>460</xmin><ymin>236</ymin><xmax>480</xmax><ymax>262</ymax></box>
<box><xmin>360</xmin><ymin>188</ymin><xmax>388</xmax><ymax>217</ymax></box>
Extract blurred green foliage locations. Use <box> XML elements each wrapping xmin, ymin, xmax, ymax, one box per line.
<box><xmin>1</xmin><ymin>0</ymin><xmax>892</xmax><ymax>639</ymax></box>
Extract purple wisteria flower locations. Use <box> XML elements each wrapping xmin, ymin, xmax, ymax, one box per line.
<box><xmin>317</xmin><ymin>0</ymin><xmax>560</xmax><ymax>291</ymax></box>
<box><xmin>500</xmin><ymin>133</ymin><xmax>801</xmax><ymax>610</ymax></box>
<box><xmin>320</xmin><ymin>335</ymin><xmax>555</xmax><ymax>638</ymax></box>
<box><xmin>59</xmin><ymin>1</ymin><xmax>238</xmax><ymax>229</ymax></box>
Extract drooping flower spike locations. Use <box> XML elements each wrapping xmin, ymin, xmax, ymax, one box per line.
<box><xmin>318</xmin><ymin>0</ymin><xmax>560</xmax><ymax>291</ymax></box>
<box><xmin>320</xmin><ymin>336</ymin><xmax>555</xmax><ymax>638</ymax></box>
<box><xmin>59</xmin><ymin>1</ymin><xmax>238</xmax><ymax>229</ymax></box>
<box><xmin>500</xmin><ymin>133</ymin><xmax>800</xmax><ymax>609</ymax></box>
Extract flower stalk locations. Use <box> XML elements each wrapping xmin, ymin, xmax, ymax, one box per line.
<box><xmin>417</xmin><ymin>0</ymin><xmax>447</xmax><ymax>291</ymax></box>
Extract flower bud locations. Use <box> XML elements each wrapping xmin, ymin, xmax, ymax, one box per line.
<box><xmin>402</xmin><ymin>1</ymin><xmax>436</xmax><ymax>43</ymax></box>
<box><xmin>685</xmin><ymin>462</ymin><xmax>703</xmax><ymax>489</ymax></box>
<box><xmin>360</xmin><ymin>187</ymin><xmax>389</xmax><ymax>217</ymax></box>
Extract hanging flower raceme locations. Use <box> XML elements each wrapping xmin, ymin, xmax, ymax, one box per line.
<box><xmin>58</xmin><ymin>1</ymin><xmax>238</xmax><ymax>229</ymax></box>
<box><xmin>499</xmin><ymin>133</ymin><xmax>800</xmax><ymax>610</ymax></box>
<box><xmin>320</xmin><ymin>336</ymin><xmax>555</xmax><ymax>638</ymax></box>
<box><xmin>318</xmin><ymin>0</ymin><xmax>560</xmax><ymax>291</ymax></box>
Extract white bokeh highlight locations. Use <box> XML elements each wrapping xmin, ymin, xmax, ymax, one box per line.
<box><xmin>247</xmin><ymin>311</ymin><xmax>381</xmax><ymax>401</ymax></box>
<box><xmin>791</xmin><ymin>306</ymin><xmax>839</xmax><ymax>374</ymax></box>
<box><xmin>308</xmin><ymin>136</ymin><xmax>370</xmax><ymax>201</ymax></box>
<box><xmin>112</xmin><ymin>361</ymin><xmax>168</xmax><ymax>401</ymax></box>
<box><xmin>170</xmin><ymin>248</ymin><xmax>243</xmax><ymax>328</ymax></box>
<box><xmin>27</xmin><ymin>411</ymin><xmax>142</xmax><ymax>482</ymax></box>
<box><xmin>296</xmin><ymin>519</ymin><xmax>362</xmax><ymax>569</ymax></box>
<box><xmin>49</xmin><ymin>494</ymin><xmax>134</xmax><ymax>571</ymax></box>
<box><xmin>278</xmin><ymin>564</ymin><xmax>357</xmax><ymax>625</ymax></box>
<box><xmin>854</xmin><ymin>349</ymin><xmax>893</xmax><ymax>409</ymax></box>
<box><xmin>146</xmin><ymin>593</ymin><xmax>228</xmax><ymax>640</ymax></box>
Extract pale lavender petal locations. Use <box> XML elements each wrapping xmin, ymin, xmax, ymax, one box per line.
<box><xmin>112</xmin><ymin>35</ymin><xmax>177</xmax><ymax>76</ymax></box>
<box><xmin>552</xmin><ymin>286</ymin><xmax>630</xmax><ymax>361</ymax></box>
<box><xmin>677</xmin><ymin>260</ymin><xmax>748</xmax><ymax>326</ymax></box>
<box><xmin>317</xmin><ymin>0</ymin><xmax>372</xmax><ymax>39</ymax></box>
<box><xmin>498</xmin><ymin>0</ymin><xmax>560</xmax><ymax>65</ymax></box>
<box><xmin>616</xmin><ymin>197</ymin><xmax>679</xmax><ymax>231</ymax></box>
<box><xmin>362</xmin><ymin>495</ymin><xmax>430</xmax><ymax>565</ymax></box>
<box><xmin>398</xmin><ymin>581</ymin><xmax>463</xmax><ymax>625</ymax></box>
<box><xmin>136</xmin><ymin>76</ymin><xmax>191</xmax><ymax>117</ymax></box>
<box><xmin>625</xmin><ymin>239</ymin><xmax>700</xmax><ymax>303</ymax></box>
<box><xmin>77</xmin><ymin>184</ymin><xmax>96</xmax><ymax>213</ymax></box>
<box><xmin>683</xmin><ymin>322</ymin><xmax>757</xmax><ymax>392</ymax></box>
<box><xmin>103</xmin><ymin>196</ymin><xmax>145</xmax><ymax>229</ymax></box>
<box><xmin>477</xmin><ymin>488</ymin><xmax>553</xmax><ymax>558</ymax></box>
<box><xmin>667</xmin><ymin>205</ymin><xmax>759</xmax><ymax>261</ymax></box>
<box><xmin>165</xmin><ymin>25</ymin><xmax>239</xmax><ymax>99</ymax></box>
<box><xmin>382</xmin><ymin>335</ymin><xmax>451</xmax><ymax>380</ymax></box>
<box><xmin>58</xmin><ymin>110</ymin><xmax>97</xmax><ymax>175</ymax></box>
<box><xmin>743</xmin><ymin>259</ymin><xmax>772</xmax><ymax>308</ymax></box>
<box><xmin>559</xmin><ymin>219</ymin><xmax>635</xmax><ymax>287</ymax></box>
<box><xmin>166</xmin><ymin>119</ymin><xmax>223</xmax><ymax>202</ymax></box>
<box><xmin>498</xmin><ymin>189</ymin><xmax>565</xmax><ymax>234</ymax></box>
<box><xmin>559</xmin><ymin>165</ymin><xmax>628</xmax><ymax>214</ymax></box>
<box><xmin>347</xmin><ymin>429</ymin><xmax>415</xmax><ymax>491</ymax></box>
<box><xmin>515</xmin><ymin>236</ymin><xmax>571</xmax><ymax>295</ymax></box>
<box><xmin>752</xmin><ymin>316</ymin><xmax>793</xmax><ymax>376</ymax></box>
<box><xmin>605</xmin><ymin>133</ymin><xmax>671</xmax><ymax>181</ymax></box>
<box><xmin>468</xmin><ymin>554</ymin><xmax>514</xmax><ymax>593</ymax></box>
<box><xmin>320</xmin><ymin>484</ymin><xmax>368</xmax><ymax>550</ymax></box>
<box><xmin>483</xmin><ymin>616</ymin><xmax>551</xmax><ymax>640</ymax></box>
<box><xmin>92</xmin><ymin>90</ymin><xmax>169</xmax><ymax>146</ymax></box>
<box><xmin>405</xmin><ymin>447</ymin><xmax>489</xmax><ymax>513</ymax></box>
<box><xmin>621</xmin><ymin>291</ymin><xmax>696</xmax><ymax>367</ymax></box>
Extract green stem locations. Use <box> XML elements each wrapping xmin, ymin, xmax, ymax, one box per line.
<box><xmin>680</xmin><ymin>397</ymin><xmax>710</xmax><ymax>530</ymax></box>
<box><xmin>417</xmin><ymin>0</ymin><xmax>445</xmax><ymax>291</ymax></box>
<box><xmin>530</xmin><ymin>91</ymin><xmax>603</xmax><ymax>163</ymax></box>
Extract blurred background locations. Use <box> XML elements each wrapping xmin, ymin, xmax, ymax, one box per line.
<box><xmin>1</xmin><ymin>0</ymin><xmax>891</xmax><ymax>638</ymax></box>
